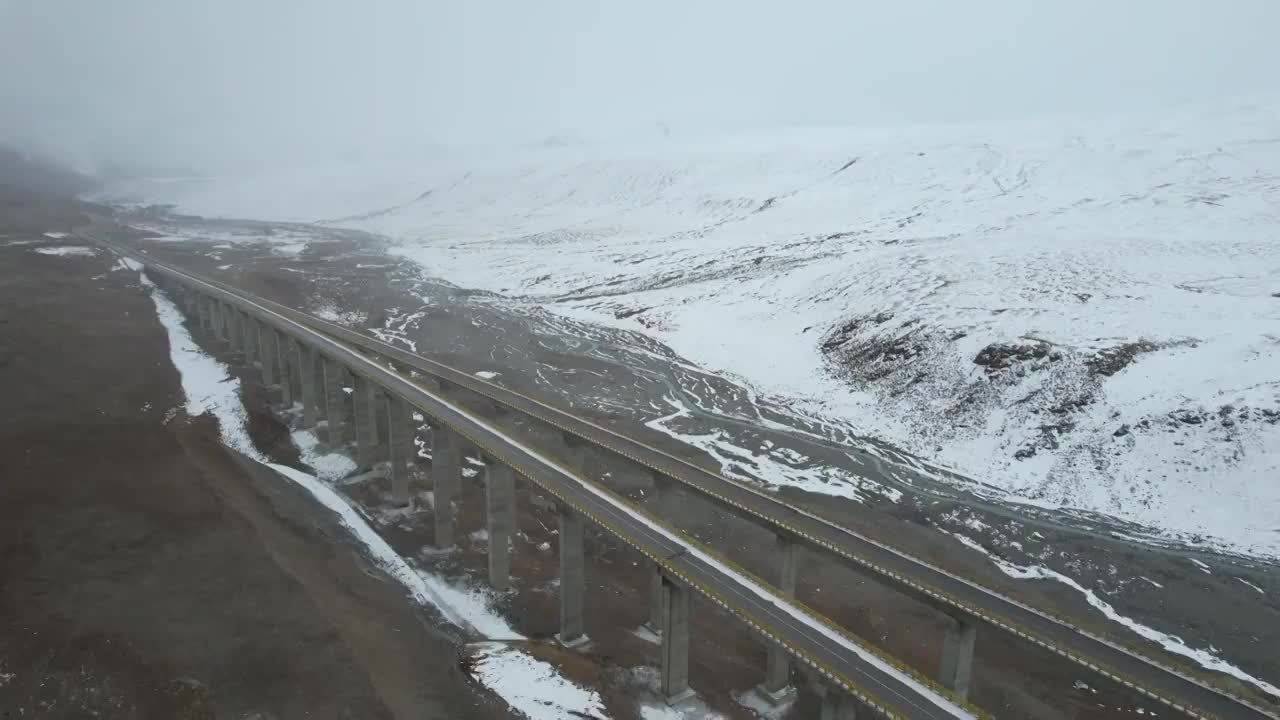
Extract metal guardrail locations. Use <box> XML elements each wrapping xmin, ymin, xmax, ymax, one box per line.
<box><xmin>93</xmin><ymin>235</ymin><xmax>981</xmax><ymax>720</ymax></box>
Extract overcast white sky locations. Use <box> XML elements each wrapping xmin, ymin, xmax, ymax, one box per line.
<box><xmin>1</xmin><ymin>0</ymin><xmax>1277</xmax><ymax>173</ymax></box>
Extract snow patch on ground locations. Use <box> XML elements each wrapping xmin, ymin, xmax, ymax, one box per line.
<box><xmin>311</xmin><ymin>302</ymin><xmax>369</xmax><ymax>327</ymax></box>
<box><xmin>467</xmin><ymin>642</ymin><xmax>609</xmax><ymax>720</ymax></box>
<box><xmin>41</xmin><ymin>231</ymin><xmax>69</xmax><ymax>239</ymax></box>
<box><xmin>645</xmin><ymin>396</ymin><xmax>901</xmax><ymax>503</ymax></box>
<box><xmin>734</xmin><ymin>688</ymin><xmax>794</xmax><ymax>718</ymax></box>
<box><xmin>32</xmin><ymin>245</ymin><xmax>96</xmax><ymax>257</ymax></box>
<box><xmin>290</xmin><ymin>429</ymin><xmax>357</xmax><ymax>480</ymax></box>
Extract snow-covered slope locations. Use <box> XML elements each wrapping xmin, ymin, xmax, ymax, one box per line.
<box><xmin>103</xmin><ymin>99</ymin><xmax>1280</xmax><ymax>558</ymax></box>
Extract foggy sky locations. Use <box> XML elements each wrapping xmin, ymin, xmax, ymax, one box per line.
<box><xmin>2</xmin><ymin>0</ymin><xmax>1277</xmax><ymax>174</ymax></box>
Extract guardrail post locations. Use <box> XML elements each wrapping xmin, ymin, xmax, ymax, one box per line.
<box><xmin>659</xmin><ymin>573</ymin><xmax>694</xmax><ymax>704</ymax></box>
<box><xmin>387</xmin><ymin>394</ymin><xmax>413</xmax><ymax>506</ymax></box>
<box><xmin>485</xmin><ymin>461</ymin><xmax>515</xmax><ymax>591</ymax></box>
<box><xmin>353</xmin><ymin>375</ymin><xmax>378</xmax><ymax>471</ymax></box>
<box><xmin>430</xmin><ymin>423</ymin><xmax>457</xmax><ymax>546</ymax></box>
<box><xmin>323</xmin><ymin>356</ymin><xmax>350</xmax><ymax>448</ymax></box>
<box><xmin>556</xmin><ymin>506</ymin><xmax>589</xmax><ymax>648</ymax></box>
<box><xmin>819</xmin><ymin>686</ymin><xmax>858</xmax><ymax>720</ymax></box>
<box><xmin>275</xmin><ymin>330</ymin><xmax>295</xmax><ymax>409</ymax></box>
<box><xmin>939</xmin><ymin>616</ymin><xmax>977</xmax><ymax>699</ymax></box>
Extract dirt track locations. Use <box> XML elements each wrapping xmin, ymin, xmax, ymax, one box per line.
<box><xmin>0</xmin><ymin>213</ymin><xmax>500</xmax><ymax>717</ymax></box>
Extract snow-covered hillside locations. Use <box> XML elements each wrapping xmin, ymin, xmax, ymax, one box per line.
<box><xmin>102</xmin><ymin>99</ymin><xmax>1280</xmax><ymax>558</ymax></box>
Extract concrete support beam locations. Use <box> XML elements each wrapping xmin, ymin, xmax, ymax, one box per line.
<box><xmin>323</xmin><ymin>356</ymin><xmax>349</xmax><ymax>448</ymax></box>
<box><xmin>556</xmin><ymin>508</ymin><xmax>588</xmax><ymax>647</ymax></box>
<box><xmin>820</xmin><ymin>688</ymin><xmax>858</xmax><ymax>720</ymax></box>
<box><xmin>300</xmin><ymin>344</ymin><xmax>323</xmax><ymax>428</ymax></box>
<box><xmin>659</xmin><ymin>573</ymin><xmax>693</xmax><ymax>704</ymax></box>
<box><xmin>430</xmin><ymin>423</ymin><xmax>458</xmax><ymax>547</ymax></box>
<box><xmin>275</xmin><ymin>330</ymin><xmax>294</xmax><ymax>409</ymax></box>
<box><xmin>485</xmin><ymin>461</ymin><xmax>515</xmax><ymax>591</ymax></box>
<box><xmin>759</xmin><ymin>534</ymin><xmax>800</xmax><ymax>702</ymax></box>
<box><xmin>387</xmin><ymin>394</ymin><xmax>413</xmax><ymax>506</ymax></box>
<box><xmin>354</xmin><ymin>375</ymin><xmax>379</xmax><ymax>471</ymax></box>
<box><xmin>939</xmin><ymin>616</ymin><xmax>977</xmax><ymax>699</ymax></box>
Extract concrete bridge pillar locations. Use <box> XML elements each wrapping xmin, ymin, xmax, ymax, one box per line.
<box><xmin>387</xmin><ymin>395</ymin><xmax>413</xmax><ymax>506</ymax></box>
<box><xmin>300</xmin><ymin>344</ymin><xmax>323</xmax><ymax>428</ymax></box>
<box><xmin>212</xmin><ymin>300</ymin><xmax>226</xmax><ymax>340</ymax></box>
<box><xmin>323</xmin><ymin>356</ymin><xmax>350</xmax><ymax>448</ymax></box>
<box><xmin>353</xmin><ymin>375</ymin><xmax>379</xmax><ymax>471</ymax></box>
<box><xmin>197</xmin><ymin>296</ymin><xmax>211</xmax><ymax>330</ymax></box>
<box><xmin>758</xmin><ymin>534</ymin><xmax>800</xmax><ymax>702</ymax></box>
<box><xmin>820</xmin><ymin>687</ymin><xmax>858</xmax><ymax>720</ymax></box>
<box><xmin>485</xmin><ymin>461</ymin><xmax>515</xmax><ymax>591</ymax></box>
<box><xmin>274</xmin><ymin>330</ymin><xmax>295</xmax><ymax>409</ymax></box>
<box><xmin>641</xmin><ymin>564</ymin><xmax>664</xmax><ymax>639</ymax></box>
<box><xmin>659</xmin><ymin>573</ymin><xmax>693</xmax><ymax>704</ymax></box>
<box><xmin>939</xmin><ymin>615</ymin><xmax>977</xmax><ymax>699</ymax></box>
<box><xmin>259</xmin><ymin>323</ymin><xmax>278</xmax><ymax>389</ymax></box>
<box><xmin>430</xmin><ymin>423</ymin><xmax>458</xmax><ymax>547</ymax></box>
<box><xmin>227</xmin><ymin>305</ymin><xmax>242</xmax><ymax>352</ymax></box>
<box><xmin>242</xmin><ymin>313</ymin><xmax>258</xmax><ymax>365</ymax></box>
<box><xmin>562</xmin><ymin>431</ymin><xmax>593</xmax><ymax>481</ymax></box>
<box><xmin>556</xmin><ymin>507</ymin><xmax>589</xmax><ymax>648</ymax></box>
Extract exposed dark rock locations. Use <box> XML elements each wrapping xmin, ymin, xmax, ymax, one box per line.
<box><xmin>1113</xmin><ymin>424</ymin><xmax>1131</xmax><ymax>437</ymax></box>
<box><xmin>1085</xmin><ymin>340</ymin><xmax>1159</xmax><ymax>377</ymax></box>
<box><xmin>833</xmin><ymin>157</ymin><xmax>860</xmax><ymax>175</ymax></box>
<box><xmin>614</xmin><ymin>306</ymin><xmax>650</xmax><ymax>320</ymax></box>
<box><xmin>973</xmin><ymin>341</ymin><xmax>1053</xmax><ymax>373</ymax></box>
<box><xmin>1172</xmin><ymin>410</ymin><xmax>1205</xmax><ymax>425</ymax></box>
